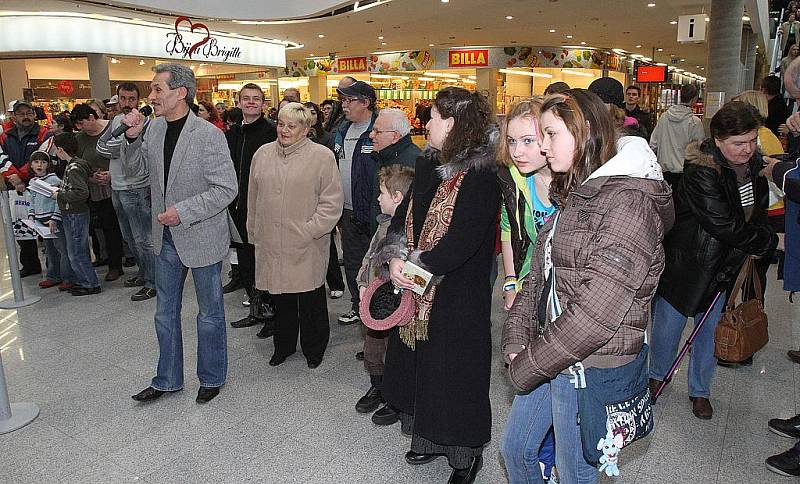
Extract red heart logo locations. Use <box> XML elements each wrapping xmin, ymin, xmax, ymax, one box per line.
<box><xmin>174</xmin><ymin>16</ymin><xmax>211</xmax><ymax>59</ymax></box>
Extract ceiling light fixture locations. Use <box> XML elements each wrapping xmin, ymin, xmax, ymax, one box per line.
<box><xmin>561</xmin><ymin>69</ymin><xmax>594</xmax><ymax>77</ymax></box>
<box><xmin>381</xmin><ymin>42</ymin><xmax>387</xmax><ymax>45</ymax></box>
<box><xmin>580</xmin><ymin>41</ymin><xmax>587</xmax><ymax>45</ymax></box>
<box><xmin>742</xmin><ymin>16</ymin><xmax>750</xmax><ymax>21</ymax></box>
<box><xmin>669</xmin><ymin>20</ymin><xmax>677</xmax><ymax>24</ymax></box>
<box><xmin>378</xmin><ymin>35</ymin><xmax>384</xmax><ymax>39</ymax></box>
<box><xmin>635</xmin><ymin>44</ymin><xmax>642</xmax><ymax>48</ymax></box>
<box><xmin>418</xmin><ymin>77</ymin><xmax>436</xmax><ymax>81</ymax></box>
<box><xmin>499</xmin><ymin>68</ymin><xmax>553</xmax><ymax>78</ymax></box>
<box><xmin>424</xmin><ymin>71</ymin><xmax>461</xmax><ymax>78</ymax></box>
<box><xmin>371</xmin><ymin>74</ymin><xmax>392</xmax><ymax>78</ymax></box>
<box><xmin>318</xmin><ymin>34</ymin><xmax>325</xmax><ymax>38</ymax></box>
<box><xmin>429</xmin><ymin>43</ymin><xmax>435</xmax><ymax>46</ymax></box>
<box><xmin>139</xmin><ymin>59</ymin><xmax>145</xmax><ymax>65</ymax></box>
<box><xmin>647</xmin><ymin>3</ymin><xmax>655</xmax><ymax>6</ymax></box>
<box><xmin>657</xmin><ymin>48</ymin><xmax>663</xmax><ymax>52</ymax></box>
<box><xmin>441</xmin><ymin>0</ymin><xmax>449</xmax><ymax>3</ymax></box>
<box><xmin>506</xmin><ymin>15</ymin><xmax>514</xmax><ymax>20</ymax></box>
<box><xmin>549</xmin><ymin>29</ymin><xmax>556</xmax><ymax>33</ymax></box>
<box><xmin>566</xmin><ymin>35</ymin><xmax>573</xmax><ymax>38</ymax></box>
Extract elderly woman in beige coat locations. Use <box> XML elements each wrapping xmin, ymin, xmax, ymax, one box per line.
<box><xmin>247</xmin><ymin>102</ymin><xmax>344</xmax><ymax>368</ymax></box>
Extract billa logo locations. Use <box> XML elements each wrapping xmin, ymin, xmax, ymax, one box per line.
<box><xmin>165</xmin><ymin>16</ymin><xmax>242</xmax><ymax>61</ymax></box>
<box><xmin>337</xmin><ymin>57</ymin><xmax>368</xmax><ymax>73</ymax></box>
<box><xmin>449</xmin><ymin>49</ymin><xmax>489</xmax><ymax>67</ymax></box>
<box><xmin>57</xmin><ymin>80</ymin><xmax>75</xmax><ymax>97</ymax></box>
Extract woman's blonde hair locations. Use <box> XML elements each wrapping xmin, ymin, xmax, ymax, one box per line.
<box><xmin>86</xmin><ymin>99</ymin><xmax>108</xmax><ymax>117</ymax></box>
<box><xmin>497</xmin><ymin>97</ymin><xmax>544</xmax><ymax>167</ymax></box>
<box><xmin>732</xmin><ymin>90</ymin><xmax>769</xmax><ymax>120</ymax></box>
<box><xmin>278</xmin><ymin>102</ymin><xmax>313</xmax><ymax>127</ymax></box>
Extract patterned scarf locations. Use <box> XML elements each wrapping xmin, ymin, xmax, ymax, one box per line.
<box><xmin>401</xmin><ymin>169</ymin><xmax>468</xmax><ymax>349</ymax></box>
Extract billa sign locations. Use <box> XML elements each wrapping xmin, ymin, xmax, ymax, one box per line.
<box><xmin>337</xmin><ymin>56</ymin><xmax>368</xmax><ymax>73</ymax></box>
<box><xmin>449</xmin><ymin>49</ymin><xmax>489</xmax><ymax>67</ymax></box>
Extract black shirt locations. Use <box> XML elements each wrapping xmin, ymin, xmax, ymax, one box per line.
<box><xmin>164</xmin><ymin>113</ymin><xmax>189</xmax><ymax>187</ymax></box>
<box><xmin>766</xmin><ymin>95</ymin><xmax>790</xmax><ymax>137</ymax></box>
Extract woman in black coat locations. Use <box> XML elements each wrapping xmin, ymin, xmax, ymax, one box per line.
<box><xmin>649</xmin><ymin>101</ymin><xmax>780</xmax><ymax>420</ymax></box>
<box><xmin>375</xmin><ymin>87</ymin><xmax>500</xmax><ymax>484</ymax></box>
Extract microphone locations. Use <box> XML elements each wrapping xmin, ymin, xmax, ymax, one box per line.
<box><xmin>111</xmin><ymin>105</ymin><xmax>153</xmax><ymax>137</ymax></box>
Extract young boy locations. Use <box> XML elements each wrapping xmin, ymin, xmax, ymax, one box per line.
<box><xmin>27</xmin><ymin>150</ymin><xmax>75</xmax><ymax>290</ymax></box>
<box><xmin>51</xmin><ymin>132</ymin><xmax>101</xmax><ymax>296</ymax></box>
<box><xmin>354</xmin><ymin>164</ymin><xmax>414</xmax><ymax>425</ymax></box>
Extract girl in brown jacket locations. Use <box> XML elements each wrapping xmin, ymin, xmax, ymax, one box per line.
<box><xmin>502</xmin><ymin>90</ymin><xmax>673</xmax><ymax>482</ymax></box>
<box><xmin>247</xmin><ymin>102</ymin><xmax>344</xmax><ymax>368</ymax></box>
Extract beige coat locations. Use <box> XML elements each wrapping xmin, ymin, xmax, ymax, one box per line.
<box><xmin>247</xmin><ymin>137</ymin><xmax>343</xmax><ymax>294</ymax></box>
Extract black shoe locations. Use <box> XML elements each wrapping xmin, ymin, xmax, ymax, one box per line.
<box><xmin>767</xmin><ymin>448</ymin><xmax>800</xmax><ymax>477</ymax></box>
<box><xmin>356</xmin><ymin>386</ymin><xmax>383</xmax><ymax>413</ymax></box>
<box><xmin>223</xmin><ymin>277</ymin><xmax>244</xmax><ymax>294</ymax></box>
<box><xmin>131</xmin><ymin>287</ymin><xmax>156</xmax><ymax>301</ymax></box>
<box><xmin>372</xmin><ymin>403</ymin><xmax>399</xmax><ymax>425</ymax></box>
<box><xmin>405</xmin><ymin>451</ymin><xmax>439</xmax><ymax>465</ymax></box>
<box><xmin>257</xmin><ymin>321</ymin><xmax>275</xmax><ymax>339</ymax></box>
<box><xmin>769</xmin><ymin>415</ymin><xmax>800</xmax><ymax>439</ymax></box>
<box><xmin>307</xmin><ymin>359</ymin><xmax>322</xmax><ymax>369</ymax></box>
<box><xmin>338</xmin><ymin>310</ymin><xmax>360</xmax><ymax>325</ymax></box>
<box><xmin>717</xmin><ymin>356</ymin><xmax>753</xmax><ymax>368</ymax></box>
<box><xmin>92</xmin><ymin>259</ymin><xmax>108</xmax><ymax>268</ymax></box>
<box><xmin>231</xmin><ymin>315</ymin><xmax>259</xmax><ymax>328</ymax></box>
<box><xmin>448</xmin><ymin>455</ymin><xmax>483</xmax><ymax>484</ymax></box>
<box><xmin>355</xmin><ymin>351</ymin><xmax>365</xmax><ymax>361</ymax></box>
<box><xmin>196</xmin><ymin>386</ymin><xmax>220</xmax><ymax>404</ymax></box>
<box><xmin>269</xmin><ymin>352</ymin><xmax>292</xmax><ymax>366</ymax></box>
<box><xmin>124</xmin><ymin>276</ymin><xmax>145</xmax><ymax>288</ymax></box>
<box><xmin>105</xmin><ymin>268</ymin><xmax>124</xmax><ymax>282</ymax></box>
<box><xmin>789</xmin><ymin>350</ymin><xmax>800</xmax><ymax>365</ymax></box>
<box><xmin>131</xmin><ymin>386</ymin><xmax>180</xmax><ymax>402</ymax></box>
<box><xmin>19</xmin><ymin>267</ymin><xmax>41</xmax><ymax>278</ymax></box>
<box><xmin>71</xmin><ymin>286</ymin><xmax>102</xmax><ymax>296</ymax></box>
<box><xmin>123</xmin><ymin>257</ymin><xmax>137</xmax><ymax>268</ymax></box>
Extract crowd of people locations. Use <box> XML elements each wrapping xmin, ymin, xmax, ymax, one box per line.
<box><xmin>2</xmin><ymin>58</ymin><xmax>800</xmax><ymax>483</ymax></box>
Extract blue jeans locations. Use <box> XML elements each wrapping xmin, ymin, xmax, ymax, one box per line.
<box><xmin>112</xmin><ymin>188</ymin><xmax>154</xmax><ymax>288</ymax></box>
<box><xmin>501</xmin><ymin>374</ymin><xmax>598</xmax><ymax>484</ymax></box>
<box><xmin>62</xmin><ymin>211</ymin><xmax>99</xmax><ymax>289</ymax></box>
<box><xmin>501</xmin><ymin>389</ymin><xmax>556</xmax><ymax>483</ymax></box>
<box><xmin>151</xmin><ymin>228</ymin><xmax>227</xmax><ymax>391</ymax></box>
<box><xmin>649</xmin><ymin>294</ymin><xmax>726</xmax><ymax>398</ymax></box>
<box><xmin>43</xmin><ymin>220</ymin><xmax>74</xmax><ymax>283</ymax></box>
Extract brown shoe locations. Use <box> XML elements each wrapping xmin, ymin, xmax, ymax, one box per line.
<box><xmin>689</xmin><ymin>396</ymin><xmax>713</xmax><ymax>419</ymax></box>
<box><xmin>105</xmin><ymin>268</ymin><xmax>124</xmax><ymax>282</ymax></box>
<box><xmin>649</xmin><ymin>378</ymin><xmax>662</xmax><ymax>403</ymax></box>
<box><xmin>788</xmin><ymin>350</ymin><xmax>800</xmax><ymax>365</ymax></box>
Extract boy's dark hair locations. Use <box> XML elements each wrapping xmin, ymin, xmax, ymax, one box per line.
<box><xmin>626</xmin><ymin>85</ymin><xmax>641</xmax><ymax>95</ymax></box>
<box><xmin>69</xmin><ymin>103</ymin><xmax>97</xmax><ymax>124</ymax></box>
<box><xmin>29</xmin><ymin>151</ymin><xmax>53</xmax><ymax>173</ymax></box>
<box><xmin>116</xmin><ymin>82</ymin><xmax>140</xmax><ymax>96</ymax></box>
<box><xmin>378</xmin><ymin>165</ymin><xmax>415</xmax><ymax>198</ymax></box>
<box><xmin>761</xmin><ymin>75</ymin><xmax>782</xmax><ymax>96</ymax></box>
<box><xmin>680</xmin><ymin>84</ymin><xmax>699</xmax><ymax>104</ymax></box>
<box><xmin>53</xmin><ymin>132</ymin><xmax>79</xmax><ymax>157</ymax></box>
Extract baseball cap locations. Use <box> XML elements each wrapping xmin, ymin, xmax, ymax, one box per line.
<box><xmin>336</xmin><ymin>81</ymin><xmax>376</xmax><ymax>101</ymax></box>
<box><xmin>106</xmin><ymin>95</ymin><xmax>119</xmax><ymax>106</ymax></box>
<box><xmin>10</xmin><ymin>100</ymin><xmax>33</xmax><ymax>112</ymax></box>
<box><xmin>588</xmin><ymin>77</ymin><xmax>625</xmax><ymax>109</ymax></box>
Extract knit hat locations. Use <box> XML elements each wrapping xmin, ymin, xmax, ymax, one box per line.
<box><xmin>588</xmin><ymin>77</ymin><xmax>625</xmax><ymax>108</ymax></box>
<box><xmin>359</xmin><ymin>278</ymin><xmax>415</xmax><ymax>331</ymax></box>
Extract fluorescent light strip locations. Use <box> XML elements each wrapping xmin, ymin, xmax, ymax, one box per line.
<box><xmin>423</xmin><ymin>71</ymin><xmax>461</xmax><ymax>78</ymax></box>
<box><xmin>499</xmin><ymin>69</ymin><xmax>553</xmax><ymax>78</ymax></box>
<box><xmin>561</xmin><ymin>69</ymin><xmax>594</xmax><ymax>77</ymax></box>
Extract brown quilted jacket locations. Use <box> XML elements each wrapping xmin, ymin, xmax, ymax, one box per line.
<box><xmin>502</xmin><ymin>172</ymin><xmax>674</xmax><ymax>392</ymax></box>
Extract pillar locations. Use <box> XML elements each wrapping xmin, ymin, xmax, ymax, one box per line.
<box><xmin>476</xmin><ymin>68</ymin><xmax>498</xmax><ymax>115</ymax></box>
<box><xmin>268</xmin><ymin>68</ymin><xmax>280</xmax><ymax>110</ymax></box>
<box><xmin>705</xmin><ymin>0</ymin><xmax>745</xmax><ymax>119</ymax></box>
<box><xmin>740</xmin><ymin>25</ymin><xmax>758</xmax><ymax>91</ymax></box>
<box><xmin>87</xmin><ymin>53</ymin><xmax>111</xmax><ymax>100</ymax></box>
<box><xmin>308</xmin><ymin>73</ymin><xmax>328</xmax><ymax>104</ymax></box>
<box><xmin>0</xmin><ymin>60</ymin><xmax>28</xmax><ymax>114</ymax></box>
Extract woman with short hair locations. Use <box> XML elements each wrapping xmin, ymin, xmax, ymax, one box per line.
<box><xmin>247</xmin><ymin>102</ymin><xmax>344</xmax><ymax>368</ymax></box>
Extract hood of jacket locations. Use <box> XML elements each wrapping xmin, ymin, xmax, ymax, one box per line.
<box><xmin>663</xmin><ymin>104</ymin><xmax>696</xmax><ymax>123</ymax></box>
<box><xmin>427</xmin><ymin>125</ymin><xmax>500</xmax><ymax>180</ymax></box>
<box><xmin>584</xmin><ymin>136</ymin><xmax>673</xmax><ymax>232</ymax></box>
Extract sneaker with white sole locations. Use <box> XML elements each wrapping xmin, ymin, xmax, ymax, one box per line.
<box><xmin>338</xmin><ymin>310</ymin><xmax>360</xmax><ymax>325</ymax></box>
<box><xmin>242</xmin><ymin>299</ymin><xmax>250</xmax><ymax>307</ymax></box>
<box><xmin>330</xmin><ymin>290</ymin><xmax>344</xmax><ymax>299</ymax></box>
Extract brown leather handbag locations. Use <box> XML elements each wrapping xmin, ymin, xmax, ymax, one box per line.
<box><xmin>714</xmin><ymin>257</ymin><xmax>769</xmax><ymax>362</ymax></box>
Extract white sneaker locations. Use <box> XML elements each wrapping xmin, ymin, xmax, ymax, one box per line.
<box><xmin>242</xmin><ymin>299</ymin><xmax>250</xmax><ymax>307</ymax></box>
<box><xmin>337</xmin><ymin>310</ymin><xmax>360</xmax><ymax>325</ymax></box>
<box><xmin>330</xmin><ymin>290</ymin><xmax>344</xmax><ymax>299</ymax></box>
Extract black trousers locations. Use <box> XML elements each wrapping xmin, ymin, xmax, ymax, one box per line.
<box><xmin>272</xmin><ymin>285</ymin><xmax>329</xmax><ymax>362</ymax></box>
<box><xmin>236</xmin><ymin>243</ymin><xmax>256</xmax><ymax>289</ymax></box>
<box><xmin>89</xmin><ymin>198</ymin><xmax>124</xmax><ymax>270</ymax></box>
<box><xmin>17</xmin><ymin>239</ymin><xmax>41</xmax><ymax>272</ymax></box>
<box><xmin>326</xmin><ymin>229</ymin><xmax>345</xmax><ymax>292</ymax></box>
<box><xmin>340</xmin><ymin>209</ymin><xmax>372</xmax><ymax>312</ymax></box>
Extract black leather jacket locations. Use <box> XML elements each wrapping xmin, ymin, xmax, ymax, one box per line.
<box><xmin>497</xmin><ymin>166</ymin><xmax>531</xmax><ymax>276</ymax></box>
<box><xmin>657</xmin><ymin>140</ymin><xmax>777</xmax><ymax>316</ymax></box>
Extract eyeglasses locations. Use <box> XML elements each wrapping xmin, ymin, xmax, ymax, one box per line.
<box><xmin>371</xmin><ymin>128</ymin><xmax>397</xmax><ymax>135</ymax></box>
<box><xmin>340</xmin><ymin>96</ymin><xmax>363</xmax><ymax>105</ymax></box>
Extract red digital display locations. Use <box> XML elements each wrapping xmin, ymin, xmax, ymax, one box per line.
<box><xmin>636</xmin><ymin>64</ymin><xmax>667</xmax><ymax>83</ymax></box>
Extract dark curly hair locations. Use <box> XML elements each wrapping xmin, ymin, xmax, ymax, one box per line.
<box><xmin>434</xmin><ymin>87</ymin><xmax>494</xmax><ymax>164</ymax></box>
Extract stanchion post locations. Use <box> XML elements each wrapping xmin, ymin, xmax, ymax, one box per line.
<box><xmin>0</xmin><ymin>348</ymin><xmax>39</xmax><ymax>433</ymax></box>
<box><xmin>0</xmin><ymin>186</ymin><xmax>40</xmax><ymax>309</ymax></box>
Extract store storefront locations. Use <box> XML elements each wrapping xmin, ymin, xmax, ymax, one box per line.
<box><xmin>0</xmin><ymin>11</ymin><xmax>290</xmax><ymax>122</ymax></box>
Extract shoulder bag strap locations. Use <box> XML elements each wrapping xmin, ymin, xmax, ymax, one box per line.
<box><xmin>727</xmin><ymin>257</ymin><xmax>753</xmax><ymax>309</ymax></box>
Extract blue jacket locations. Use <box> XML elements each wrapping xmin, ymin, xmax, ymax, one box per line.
<box><xmin>772</xmin><ymin>158</ymin><xmax>800</xmax><ymax>292</ymax></box>
<box><xmin>334</xmin><ymin>112</ymin><xmax>378</xmax><ymax>228</ymax></box>
<box><xmin>28</xmin><ymin>173</ymin><xmax>62</xmax><ymax>222</ymax></box>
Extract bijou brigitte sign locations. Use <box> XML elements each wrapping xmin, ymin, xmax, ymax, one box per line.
<box><xmin>165</xmin><ymin>17</ymin><xmax>242</xmax><ymax>62</ymax></box>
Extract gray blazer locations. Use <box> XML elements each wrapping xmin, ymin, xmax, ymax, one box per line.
<box><xmin>139</xmin><ymin>111</ymin><xmax>240</xmax><ymax>268</ymax></box>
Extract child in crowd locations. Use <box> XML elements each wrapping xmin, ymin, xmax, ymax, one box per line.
<box><xmin>27</xmin><ymin>151</ymin><xmax>75</xmax><ymax>291</ymax></box>
<box><xmin>51</xmin><ymin>133</ymin><xmax>101</xmax><ymax>296</ymax></box>
<box><xmin>354</xmin><ymin>164</ymin><xmax>415</xmax><ymax>424</ymax></box>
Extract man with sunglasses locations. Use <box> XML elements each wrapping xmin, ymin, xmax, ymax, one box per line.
<box><xmin>333</xmin><ymin>80</ymin><xmax>378</xmax><ymax>326</ymax></box>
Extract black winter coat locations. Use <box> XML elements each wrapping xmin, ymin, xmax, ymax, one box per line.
<box><xmin>376</xmin><ymin>138</ymin><xmax>500</xmax><ymax>448</ymax></box>
<box><xmin>369</xmin><ymin>134</ymin><xmax>419</xmax><ymax>231</ymax></box>
<box><xmin>658</xmin><ymin>140</ymin><xmax>777</xmax><ymax>316</ymax></box>
<box><xmin>226</xmin><ymin>115</ymin><xmax>277</xmax><ymax>243</ymax></box>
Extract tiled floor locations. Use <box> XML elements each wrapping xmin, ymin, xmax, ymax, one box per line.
<box><xmin>1</xmin><ymin>241</ymin><xmax>798</xmax><ymax>483</ymax></box>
